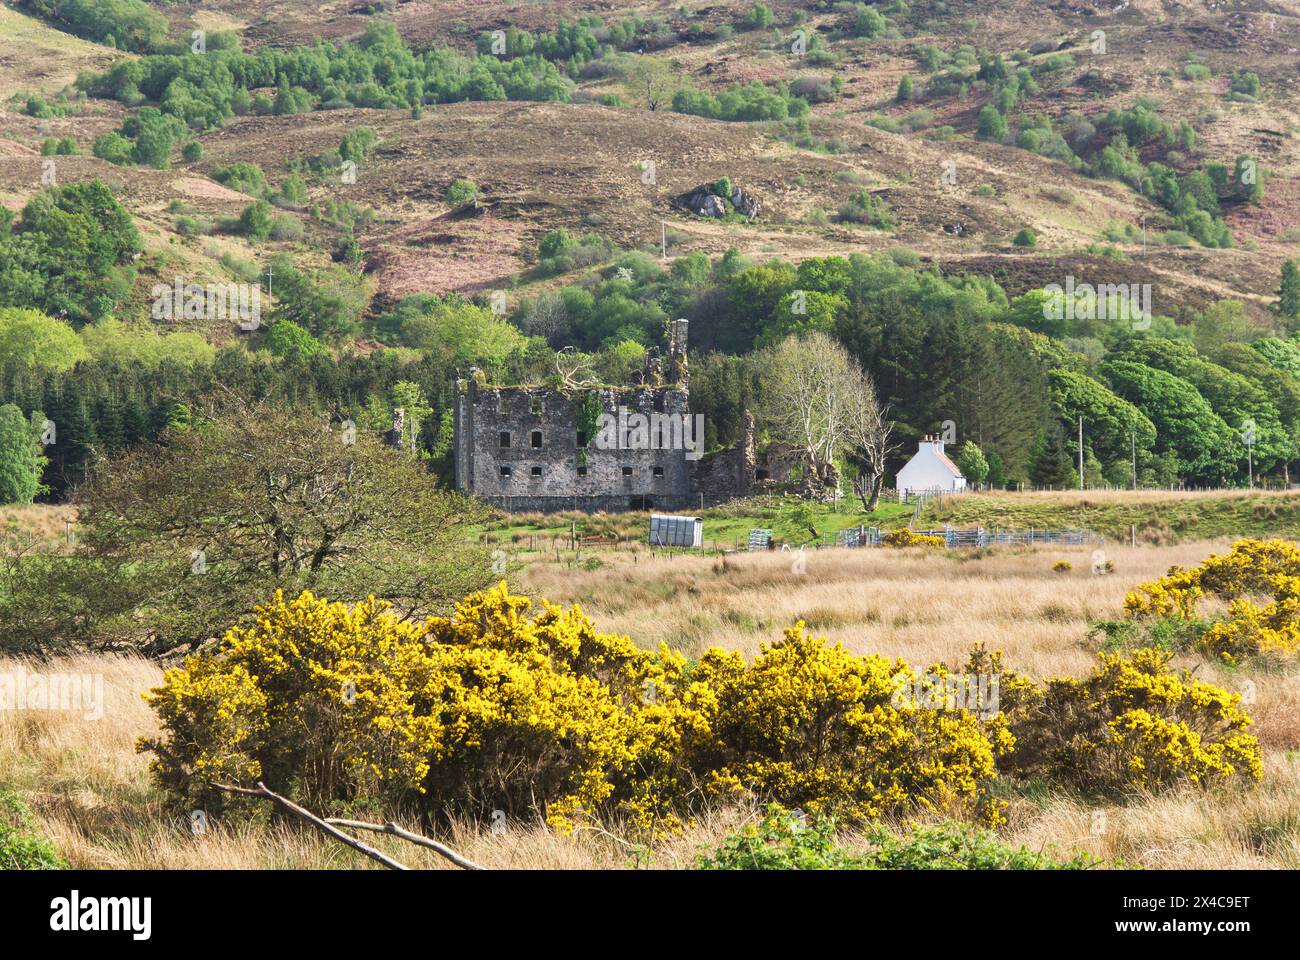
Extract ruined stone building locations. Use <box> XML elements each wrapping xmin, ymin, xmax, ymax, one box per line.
<box><xmin>453</xmin><ymin>320</ymin><xmax>755</xmax><ymax>512</ymax></box>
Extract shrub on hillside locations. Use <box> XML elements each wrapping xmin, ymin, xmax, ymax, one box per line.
<box><xmin>837</xmin><ymin>190</ymin><xmax>896</xmax><ymax>229</ymax></box>
<box><xmin>445</xmin><ymin>178</ymin><xmax>480</xmax><ymax>207</ymax></box>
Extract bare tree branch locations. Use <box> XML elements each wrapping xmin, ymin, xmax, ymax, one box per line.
<box><xmin>209</xmin><ymin>781</ymin><xmax>410</xmax><ymax>871</ymax></box>
<box><xmin>326</xmin><ymin>818</ymin><xmax>484</xmax><ymax>871</ymax></box>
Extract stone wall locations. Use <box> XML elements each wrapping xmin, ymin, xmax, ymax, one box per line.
<box><xmin>452</xmin><ymin>348</ymin><xmax>757</xmax><ymax>513</ymax></box>
<box><xmin>691</xmin><ymin>410</ymin><xmax>755</xmax><ymax>503</ymax></box>
<box><xmin>454</xmin><ymin>380</ymin><xmax>699</xmax><ymax>510</ymax></box>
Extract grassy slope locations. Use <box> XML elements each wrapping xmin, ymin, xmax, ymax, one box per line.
<box><xmin>0</xmin><ymin>6</ymin><xmax>130</xmax><ymax>93</ymax></box>
<box><xmin>477</xmin><ymin>496</ymin><xmax>914</xmax><ymax>548</ymax></box>
<box><xmin>480</xmin><ymin>489</ymin><xmax>1300</xmax><ymax>548</ymax></box>
<box><xmin>921</xmin><ymin>489</ymin><xmax>1300</xmax><ymax>543</ymax></box>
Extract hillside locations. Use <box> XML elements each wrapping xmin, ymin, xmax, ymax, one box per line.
<box><xmin>0</xmin><ymin>0</ymin><xmax>1298</xmax><ymax>318</ymax></box>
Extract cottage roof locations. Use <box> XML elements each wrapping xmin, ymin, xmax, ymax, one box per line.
<box><xmin>932</xmin><ymin>449</ymin><xmax>963</xmax><ymax>476</ymax></box>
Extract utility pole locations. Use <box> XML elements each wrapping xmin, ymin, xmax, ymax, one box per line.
<box><xmin>1130</xmin><ymin>429</ymin><xmax>1137</xmax><ymax>491</ymax></box>
<box><xmin>661</xmin><ymin>221</ymin><xmax>667</xmax><ymax>259</ymax></box>
<box><xmin>1244</xmin><ymin>423</ymin><xmax>1256</xmax><ymax>489</ymax></box>
<box><xmin>1078</xmin><ymin>417</ymin><xmax>1084</xmax><ymax>490</ymax></box>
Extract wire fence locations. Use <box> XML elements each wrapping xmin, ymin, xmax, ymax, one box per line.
<box><xmin>799</xmin><ymin>526</ymin><xmax>1104</xmax><ymax>550</ymax></box>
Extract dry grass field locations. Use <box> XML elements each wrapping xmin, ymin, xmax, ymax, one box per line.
<box><xmin>5</xmin><ymin>537</ymin><xmax>1299</xmax><ymax>869</ymax></box>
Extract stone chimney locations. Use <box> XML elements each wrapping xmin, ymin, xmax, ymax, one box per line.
<box><xmin>668</xmin><ymin>318</ymin><xmax>689</xmax><ymax>388</ymax></box>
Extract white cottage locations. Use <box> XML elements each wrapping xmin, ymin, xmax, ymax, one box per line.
<box><xmin>896</xmin><ymin>435</ymin><xmax>967</xmax><ymax>496</ymax></box>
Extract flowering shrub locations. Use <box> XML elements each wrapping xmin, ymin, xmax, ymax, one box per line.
<box><xmin>1053</xmin><ymin>560</ymin><xmax>1072</xmax><ymax>573</ymax></box>
<box><xmin>1125</xmin><ymin>538</ymin><xmax>1300</xmax><ymax>661</ymax></box>
<box><xmin>986</xmin><ymin>646</ymin><xmax>1261</xmax><ymax>794</ymax></box>
<box><xmin>143</xmin><ymin>586</ymin><xmax>1260</xmax><ymax>836</ymax></box>
<box><xmin>142</xmin><ymin>585</ymin><xmax>1006</xmax><ymax>833</ymax></box>
<box><xmin>882</xmin><ymin>528</ymin><xmax>945</xmax><ymax>549</ymax></box>
<box><xmin>684</xmin><ymin>627</ymin><xmax>1011</xmax><ymax>826</ymax></box>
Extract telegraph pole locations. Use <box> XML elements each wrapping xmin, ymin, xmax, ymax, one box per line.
<box><xmin>1078</xmin><ymin>417</ymin><xmax>1084</xmax><ymax>490</ymax></box>
<box><xmin>1130</xmin><ymin>429</ymin><xmax>1137</xmax><ymax>491</ymax></box>
<box><xmin>1245</xmin><ymin>423</ymin><xmax>1256</xmax><ymax>489</ymax></box>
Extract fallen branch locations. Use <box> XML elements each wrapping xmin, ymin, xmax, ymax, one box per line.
<box><xmin>210</xmin><ymin>781</ymin><xmax>409</xmax><ymax>871</ymax></box>
<box><xmin>326</xmin><ymin>818</ymin><xmax>484</xmax><ymax>871</ymax></box>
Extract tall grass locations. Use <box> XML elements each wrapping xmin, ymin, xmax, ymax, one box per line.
<box><xmin>3</xmin><ymin>539</ymin><xmax>1298</xmax><ymax>868</ymax></box>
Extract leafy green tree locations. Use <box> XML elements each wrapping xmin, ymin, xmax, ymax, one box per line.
<box><xmin>121</xmin><ymin>107</ymin><xmax>186</xmax><ymax>168</ymax></box>
<box><xmin>237</xmin><ymin>200</ymin><xmax>274</xmax><ymax>240</ymax></box>
<box><xmin>395</xmin><ymin>294</ymin><xmax>526</xmax><ymax>370</ymax></box>
<box><xmin>739</xmin><ymin>3</ymin><xmax>774</xmax><ymax>30</ymax></box>
<box><xmin>896</xmin><ymin>74</ymin><xmax>913</xmax><ymax>102</ymax></box>
<box><xmin>1101</xmin><ymin>360</ymin><xmax>1236</xmax><ymax>482</ymax></box>
<box><xmin>92</xmin><ymin>131</ymin><xmax>133</xmax><ymax>164</ymax></box>
<box><xmin>0</xmin><ymin>404</ymin><xmax>45</xmax><ymax>504</ymax></box>
<box><xmin>64</xmin><ymin>406</ymin><xmax>491</xmax><ymax>652</ymax></box>
<box><xmin>955</xmin><ymin>440</ymin><xmax>989</xmax><ymax>487</ymax></box>
<box><xmin>339</xmin><ymin>126</ymin><xmax>377</xmax><ymax>165</ymax></box>
<box><xmin>977</xmin><ymin>104</ymin><xmax>1008</xmax><ymax>141</ymax></box>
<box><xmin>986</xmin><ymin>450</ymin><xmax>1008</xmax><ymax>488</ymax></box>
<box><xmin>1112</xmin><ymin>338</ymin><xmax>1292</xmax><ymax>476</ymax></box>
<box><xmin>263</xmin><ymin>319</ymin><xmax>325</xmax><ymax>360</ymax></box>
<box><xmin>0</xmin><ymin>308</ymin><xmax>87</xmax><ymax>373</ymax></box>
<box><xmin>851</xmin><ymin>4</ymin><xmax>888</xmax><ymax>38</ymax></box>
<box><xmin>724</xmin><ymin>262</ymin><xmax>797</xmax><ymax>351</ymax></box>
<box><xmin>758</xmin><ymin>289</ymin><xmax>846</xmax><ymax>346</ymax></box>
<box><xmin>1047</xmin><ymin>368</ymin><xmax>1156</xmax><ymax>469</ymax></box>
<box><xmin>267</xmin><ymin>253</ymin><xmax>371</xmax><ymax>341</ymax></box>
<box><xmin>445</xmin><ymin>178</ymin><xmax>479</xmax><ymax>207</ymax></box>
<box><xmin>0</xmin><ymin>180</ymin><xmax>141</xmax><ymax>324</ymax></box>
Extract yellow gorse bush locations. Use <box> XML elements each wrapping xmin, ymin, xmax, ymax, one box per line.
<box><xmin>882</xmin><ymin>528</ymin><xmax>946</xmax><ymax>549</ymax></box>
<box><xmin>1124</xmin><ymin>538</ymin><xmax>1300</xmax><ymax>662</ymax></box>
<box><xmin>685</xmin><ymin>629</ymin><xmax>1013</xmax><ymax>827</ymax></box>
<box><xmin>991</xmin><ymin>646</ymin><xmax>1262</xmax><ymax>794</ymax></box>
<box><xmin>143</xmin><ymin>584</ymin><xmax>1260</xmax><ymax>835</ymax></box>
<box><xmin>142</xmin><ymin>585</ymin><xmax>1008</xmax><ymax>833</ymax></box>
